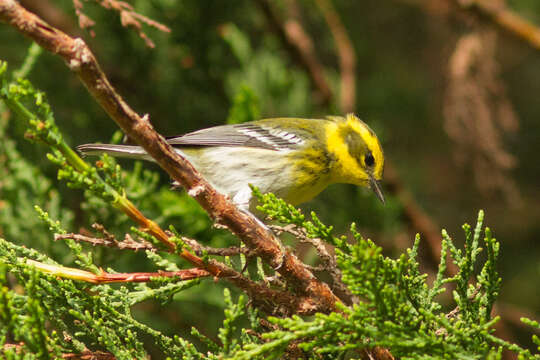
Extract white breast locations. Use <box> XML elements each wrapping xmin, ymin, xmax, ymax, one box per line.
<box><xmin>178</xmin><ymin>147</ymin><xmax>294</xmax><ymax>210</ymax></box>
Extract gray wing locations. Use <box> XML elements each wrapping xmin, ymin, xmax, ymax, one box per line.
<box><xmin>166</xmin><ymin>123</ymin><xmax>305</xmax><ymax>151</ymax></box>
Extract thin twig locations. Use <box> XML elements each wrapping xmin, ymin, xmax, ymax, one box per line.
<box><xmin>269</xmin><ymin>224</ymin><xmax>357</xmax><ymax>305</ymax></box>
<box><xmin>2</xmin><ymin>343</ymin><xmax>117</xmax><ymax>359</ymax></box>
<box><xmin>62</xmin><ymin>350</ymin><xmax>116</xmax><ymax>360</ymax></box>
<box><xmin>27</xmin><ymin>259</ymin><xmax>211</xmax><ymax>283</ymax></box>
<box><xmin>18</xmin><ymin>0</ymin><xmax>79</xmax><ymax>34</ymax></box>
<box><xmin>435</xmin><ymin>285</ymin><xmax>481</xmax><ymax>336</ymax></box>
<box><xmin>314</xmin><ymin>0</ymin><xmax>356</xmax><ymax>113</ymax></box>
<box><xmin>182</xmin><ymin>237</ymin><xmax>253</xmax><ymax>257</ymax></box>
<box><xmin>72</xmin><ymin>0</ymin><xmax>170</xmax><ymax>48</ymax></box>
<box><xmin>400</xmin><ymin>0</ymin><xmax>540</xmax><ymax>52</ymax></box>
<box><xmin>55</xmin><ymin>232</ymin><xmax>156</xmax><ymax>251</ymax></box>
<box><xmin>453</xmin><ymin>0</ymin><xmax>540</xmax><ymax>51</ymax></box>
<box><xmin>256</xmin><ymin>0</ymin><xmax>333</xmax><ymax>106</ymax></box>
<box><xmin>304</xmin><ymin>264</ymin><xmax>326</xmax><ymax>272</ymax></box>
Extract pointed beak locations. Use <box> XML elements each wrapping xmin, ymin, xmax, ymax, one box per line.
<box><xmin>369</xmin><ymin>176</ymin><xmax>385</xmax><ymax>204</ymax></box>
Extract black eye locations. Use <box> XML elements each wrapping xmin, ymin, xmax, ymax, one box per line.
<box><xmin>365</xmin><ymin>152</ymin><xmax>375</xmax><ymax>167</ymax></box>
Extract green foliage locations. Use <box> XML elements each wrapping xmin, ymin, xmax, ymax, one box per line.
<box><xmin>0</xmin><ymin>238</ymin><xmax>207</xmax><ymax>359</ymax></box>
<box><xmin>0</xmin><ymin>8</ymin><xmax>539</xmax><ymax>359</ymax></box>
<box><xmin>1</xmin><ymin>62</ymin><xmax>537</xmax><ymax>357</ymax></box>
<box><xmin>0</xmin><ymin>52</ymin><xmax>234</xmax><ymax>355</ymax></box>
<box><xmin>222</xmin><ymin>23</ymin><xmax>314</xmax><ymax>117</ymax></box>
<box><xmin>253</xmin><ymin>187</ymin><xmax>349</xmax><ymax>251</ymax></box>
<box><xmin>0</xmin><ymin>265</ymin><xmax>64</xmax><ymax>360</ymax></box>
<box><xmin>218</xmin><ymin>289</ymin><xmax>247</xmax><ymax>353</ymax></box>
<box><xmin>0</xmin><ymin>51</ymin><xmax>75</xmax><ymax>261</ymax></box>
<box><xmin>227</xmin><ymin>86</ymin><xmax>261</xmax><ymax>125</ymax></box>
<box><xmin>0</xmin><ymin>65</ymin><xmax>120</xmax><ymax>206</ymax></box>
<box><xmin>242</xmin><ymin>192</ymin><xmax>539</xmax><ymax>359</ymax></box>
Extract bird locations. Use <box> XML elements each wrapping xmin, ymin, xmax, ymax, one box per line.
<box><xmin>77</xmin><ymin>114</ymin><xmax>385</xmax><ymax>213</ymax></box>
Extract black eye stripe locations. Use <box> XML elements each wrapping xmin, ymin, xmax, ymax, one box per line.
<box><xmin>365</xmin><ymin>152</ymin><xmax>375</xmax><ymax>167</ymax></box>
<box><xmin>344</xmin><ymin>130</ymin><xmax>375</xmax><ymax>168</ymax></box>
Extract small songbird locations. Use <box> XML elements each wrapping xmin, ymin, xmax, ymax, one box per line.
<box><xmin>78</xmin><ymin>114</ymin><xmax>385</xmax><ymax>212</ymax></box>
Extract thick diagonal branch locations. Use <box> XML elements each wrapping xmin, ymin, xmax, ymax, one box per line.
<box><xmin>0</xmin><ymin>0</ymin><xmax>339</xmax><ymax>315</ymax></box>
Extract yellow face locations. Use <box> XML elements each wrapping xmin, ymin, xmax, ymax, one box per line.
<box><xmin>325</xmin><ymin>114</ymin><xmax>385</xmax><ymax>201</ymax></box>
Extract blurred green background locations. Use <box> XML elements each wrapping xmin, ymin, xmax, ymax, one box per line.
<box><xmin>1</xmin><ymin>0</ymin><xmax>538</xmax><ymax>354</ymax></box>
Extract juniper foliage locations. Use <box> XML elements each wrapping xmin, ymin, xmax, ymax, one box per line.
<box><xmin>0</xmin><ymin>52</ymin><xmax>539</xmax><ymax>360</ymax></box>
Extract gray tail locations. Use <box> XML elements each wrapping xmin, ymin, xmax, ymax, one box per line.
<box><xmin>76</xmin><ymin>144</ymin><xmax>152</xmax><ymax>161</ymax></box>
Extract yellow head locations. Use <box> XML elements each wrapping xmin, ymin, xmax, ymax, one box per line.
<box><xmin>325</xmin><ymin>114</ymin><xmax>385</xmax><ymax>203</ymax></box>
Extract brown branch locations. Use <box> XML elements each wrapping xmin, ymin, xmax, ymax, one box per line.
<box><xmin>362</xmin><ymin>348</ymin><xmax>395</xmax><ymax>360</ymax></box>
<box><xmin>26</xmin><ymin>259</ymin><xmax>210</xmax><ymax>283</ymax></box>
<box><xmin>435</xmin><ymin>285</ymin><xmax>481</xmax><ymax>336</ymax></box>
<box><xmin>303</xmin><ymin>263</ymin><xmax>326</xmax><ymax>272</ymax></box>
<box><xmin>269</xmin><ymin>224</ymin><xmax>356</xmax><ymax>305</ymax></box>
<box><xmin>28</xmin><ymin>255</ymin><xmax>310</xmax><ymax>316</ymax></box>
<box><xmin>1</xmin><ymin>343</ymin><xmax>24</xmax><ymax>355</ymax></box>
<box><xmin>72</xmin><ymin>0</ymin><xmax>171</xmax><ymax>48</ymax></box>
<box><xmin>2</xmin><ymin>343</ymin><xmax>117</xmax><ymax>359</ymax></box>
<box><xmin>453</xmin><ymin>0</ymin><xmax>540</xmax><ymax>51</ymax></box>
<box><xmin>18</xmin><ymin>0</ymin><xmax>79</xmax><ymax>34</ymax></box>
<box><xmin>88</xmin><ymin>269</ymin><xmax>209</xmax><ymax>283</ymax></box>
<box><xmin>0</xmin><ymin>0</ymin><xmax>338</xmax><ymax>315</ymax></box>
<box><xmin>181</xmin><ymin>237</ymin><xmax>253</xmax><ymax>257</ymax></box>
<box><xmin>255</xmin><ymin>0</ymin><xmax>333</xmax><ymax>106</ymax></box>
<box><xmin>55</xmin><ymin>232</ymin><xmax>156</xmax><ymax>251</ymax></box>
<box><xmin>54</xmin><ymin>210</ymin><xmax>313</xmax><ymax>314</ymax></box>
<box><xmin>404</xmin><ymin>0</ymin><xmax>540</xmax><ymax>52</ymax></box>
<box><xmin>314</xmin><ymin>0</ymin><xmax>356</xmax><ymax>113</ymax></box>
<box><xmin>62</xmin><ymin>350</ymin><xmax>116</xmax><ymax>360</ymax></box>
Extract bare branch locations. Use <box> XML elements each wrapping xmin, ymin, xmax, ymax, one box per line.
<box><xmin>18</xmin><ymin>0</ymin><xmax>79</xmax><ymax>34</ymax></box>
<box><xmin>55</xmin><ymin>227</ymin><xmax>157</xmax><ymax>252</ymax></box>
<box><xmin>26</xmin><ymin>259</ymin><xmax>210</xmax><ymax>283</ymax></box>
<box><xmin>400</xmin><ymin>0</ymin><xmax>540</xmax><ymax>52</ymax></box>
<box><xmin>182</xmin><ymin>237</ymin><xmax>253</xmax><ymax>257</ymax></box>
<box><xmin>62</xmin><ymin>350</ymin><xmax>116</xmax><ymax>360</ymax></box>
<box><xmin>72</xmin><ymin>0</ymin><xmax>171</xmax><ymax>48</ymax></box>
<box><xmin>255</xmin><ymin>0</ymin><xmax>333</xmax><ymax>106</ymax></box>
<box><xmin>314</xmin><ymin>0</ymin><xmax>356</xmax><ymax>113</ymax></box>
<box><xmin>269</xmin><ymin>224</ymin><xmax>356</xmax><ymax>305</ymax></box>
<box><xmin>2</xmin><ymin>342</ymin><xmax>117</xmax><ymax>359</ymax></box>
<box><xmin>453</xmin><ymin>0</ymin><xmax>540</xmax><ymax>51</ymax></box>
